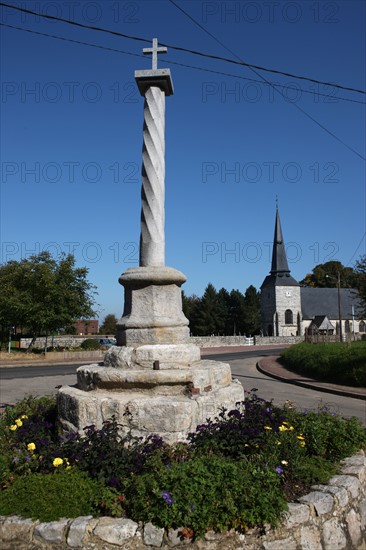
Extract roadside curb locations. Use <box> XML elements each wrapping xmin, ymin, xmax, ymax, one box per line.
<box><xmin>257</xmin><ymin>356</ymin><xmax>366</xmax><ymax>401</ymax></box>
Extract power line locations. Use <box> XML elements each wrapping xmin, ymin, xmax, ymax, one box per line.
<box><xmin>168</xmin><ymin>0</ymin><xmax>366</xmax><ymax>162</ymax></box>
<box><xmin>0</xmin><ymin>1</ymin><xmax>365</xmax><ymax>96</ymax></box>
<box><xmin>2</xmin><ymin>22</ymin><xmax>365</xmax><ymax>107</ymax></box>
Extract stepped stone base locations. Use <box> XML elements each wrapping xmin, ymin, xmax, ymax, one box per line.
<box><xmin>58</xmin><ymin>355</ymin><xmax>244</xmax><ymax>444</ymax></box>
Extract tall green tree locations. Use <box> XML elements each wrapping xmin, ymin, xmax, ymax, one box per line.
<box><xmin>0</xmin><ymin>252</ymin><xmax>97</xmax><ymax>348</ymax></box>
<box><xmin>354</xmin><ymin>255</ymin><xmax>366</xmax><ymax>313</ymax></box>
<box><xmin>99</xmin><ymin>314</ymin><xmax>118</xmax><ymax>335</ymax></box>
<box><xmin>228</xmin><ymin>289</ymin><xmax>246</xmax><ymax>335</ymax></box>
<box><xmin>299</xmin><ymin>261</ymin><xmax>357</xmax><ymax>288</ymax></box>
<box><xmin>194</xmin><ymin>283</ymin><xmax>226</xmax><ymax>336</ymax></box>
<box><xmin>242</xmin><ymin>285</ymin><xmax>261</xmax><ymax>335</ymax></box>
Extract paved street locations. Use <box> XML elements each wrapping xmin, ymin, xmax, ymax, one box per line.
<box><xmin>1</xmin><ymin>350</ymin><xmax>365</xmax><ymax>425</ymax></box>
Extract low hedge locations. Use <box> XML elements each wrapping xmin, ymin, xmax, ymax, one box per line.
<box><xmin>280</xmin><ymin>341</ymin><xmax>366</xmax><ymax>386</ymax></box>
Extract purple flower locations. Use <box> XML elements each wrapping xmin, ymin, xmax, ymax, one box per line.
<box><xmin>275</xmin><ymin>466</ymin><xmax>283</xmax><ymax>475</ymax></box>
<box><xmin>12</xmin><ymin>456</ymin><xmax>19</xmax><ymax>463</ymax></box>
<box><xmin>25</xmin><ymin>455</ymin><xmax>31</xmax><ymax>462</ymax></box>
<box><xmin>162</xmin><ymin>491</ymin><xmax>174</xmax><ymax>505</ymax></box>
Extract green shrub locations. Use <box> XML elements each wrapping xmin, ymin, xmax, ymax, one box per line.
<box><xmin>123</xmin><ymin>454</ymin><xmax>287</xmax><ymax>537</ymax></box>
<box><xmin>80</xmin><ymin>338</ymin><xmax>100</xmax><ymax>350</ymax></box>
<box><xmin>280</xmin><ymin>341</ymin><xmax>366</xmax><ymax>386</ymax></box>
<box><xmin>0</xmin><ymin>469</ymin><xmax>108</xmax><ymax>522</ymax></box>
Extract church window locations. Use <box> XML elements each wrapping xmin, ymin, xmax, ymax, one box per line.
<box><xmin>359</xmin><ymin>321</ymin><xmax>366</xmax><ymax>333</ymax></box>
<box><xmin>285</xmin><ymin>309</ymin><xmax>293</xmax><ymax>324</ymax></box>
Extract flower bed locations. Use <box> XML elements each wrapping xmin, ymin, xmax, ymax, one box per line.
<box><xmin>0</xmin><ymin>392</ymin><xmax>365</xmax><ymax>548</ymax></box>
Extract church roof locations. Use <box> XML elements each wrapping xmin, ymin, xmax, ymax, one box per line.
<box><xmin>261</xmin><ymin>208</ymin><xmax>299</xmax><ymax>288</ymax></box>
<box><xmin>308</xmin><ymin>315</ymin><xmax>335</xmax><ymax>331</ymax></box>
<box><xmin>271</xmin><ymin>208</ymin><xmax>291</xmax><ymax>276</ymax></box>
<box><xmin>300</xmin><ymin>287</ymin><xmax>364</xmax><ymax>320</ymax></box>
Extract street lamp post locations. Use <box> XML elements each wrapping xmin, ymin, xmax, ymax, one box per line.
<box><xmin>326</xmin><ymin>272</ymin><xmax>343</xmax><ymax>342</ymax></box>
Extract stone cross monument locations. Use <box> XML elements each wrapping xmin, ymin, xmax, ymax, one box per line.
<box><xmin>58</xmin><ymin>40</ymin><xmax>244</xmax><ymax>443</ymax></box>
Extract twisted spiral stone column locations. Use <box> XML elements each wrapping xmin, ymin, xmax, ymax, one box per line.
<box><xmin>140</xmin><ymin>86</ymin><xmax>166</xmax><ymax>267</ymax></box>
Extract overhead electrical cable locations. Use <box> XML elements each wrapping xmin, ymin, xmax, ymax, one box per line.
<box><xmin>2</xmin><ymin>22</ymin><xmax>365</xmax><ymax>106</ymax></box>
<box><xmin>168</xmin><ymin>0</ymin><xmax>366</xmax><ymax>161</ymax></box>
<box><xmin>0</xmin><ymin>1</ymin><xmax>365</xmax><ymax>96</ymax></box>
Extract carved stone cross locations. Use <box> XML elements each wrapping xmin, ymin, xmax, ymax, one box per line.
<box><xmin>143</xmin><ymin>38</ymin><xmax>167</xmax><ymax>70</ymax></box>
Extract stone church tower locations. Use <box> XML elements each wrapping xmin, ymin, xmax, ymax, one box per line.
<box><xmin>261</xmin><ymin>209</ymin><xmax>302</xmax><ymax>336</ymax></box>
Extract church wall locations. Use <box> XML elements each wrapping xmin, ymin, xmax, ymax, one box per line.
<box><xmin>274</xmin><ymin>285</ymin><xmax>302</xmax><ymax>336</ymax></box>
<box><xmin>260</xmin><ymin>286</ymin><xmax>276</xmax><ymax>336</ymax></box>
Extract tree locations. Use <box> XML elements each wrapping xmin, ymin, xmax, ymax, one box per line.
<box><xmin>228</xmin><ymin>290</ymin><xmax>246</xmax><ymax>335</ymax></box>
<box><xmin>299</xmin><ymin>261</ymin><xmax>357</xmax><ymax>288</ymax></box>
<box><xmin>242</xmin><ymin>285</ymin><xmax>261</xmax><ymax>335</ymax></box>
<box><xmin>354</xmin><ymin>255</ymin><xmax>366</xmax><ymax>312</ymax></box>
<box><xmin>194</xmin><ymin>283</ymin><xmax>226</xmax><ymax>336</ymax></box>
<box><xmin>100</xmin><ymin>314</ymin><xmax>118</xmax><ymax>335</ymax></box>
<box><xmin>0</xmin><ymin>252</ymin><xmax>97</xmax><ymax>349</ymax></box>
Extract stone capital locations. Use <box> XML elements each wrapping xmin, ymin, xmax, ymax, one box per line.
<box><xmin>135</xmin><ymin>69</ymin><xmax>174</xmax><ymax>96</ymax></box>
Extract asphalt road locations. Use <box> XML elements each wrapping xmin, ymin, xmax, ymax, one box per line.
<box><xmin>1</xmin><ymin>349</ymin><xmax>365</xmax><ymax>425</ymax></box>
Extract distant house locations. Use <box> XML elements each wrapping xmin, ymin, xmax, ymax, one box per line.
<box><xmin>260</xmin><ymin>209</ymin><xmax>365</xmax><ymax>337</ymax></box>
<box><xmin>74</xmin><ymin>319</ymin><xmax>99</xmax><ymax>336</ymax></box>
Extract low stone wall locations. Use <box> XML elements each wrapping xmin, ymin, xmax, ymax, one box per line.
<box><xmin>255</xmin><ymin>336</ymin><xmax>303</xmax><ymax>346</ymax></box>
<box><xmin>191</xmin><ymin>335</ymin><xmax>303</xmax><ymax>347</ymax></box>
<box><xmin>1</xmin><ymin>451</ymin><xmax>365</xmax><ymax>550</ymax></box>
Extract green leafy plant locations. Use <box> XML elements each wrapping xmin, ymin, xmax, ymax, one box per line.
<box><xmin>80</xmin><ymin>338</ymin><xmax>101</xmax><ymax>350</ymax></box>
<box><xmin>280</xmin><ymin>341</ymin><xmax>366</xmax><ymax>386</ymax></box>
<box><xmin>123</xmin><ymin>454</ymin><xmax>287</xmax><ymax>537</ymax></box>
<box><xmin>0</xmin><ymin>469</ymin><xmax>109</xmax><ymax>522</ymax></box>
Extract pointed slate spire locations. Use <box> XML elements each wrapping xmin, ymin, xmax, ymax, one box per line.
<box><xmin>270</xmin><ymin>208</ymin><xmax>290</xmax><ymax>275</ymax></box>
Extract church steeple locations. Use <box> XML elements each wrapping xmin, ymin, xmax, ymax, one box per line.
<box><xmin>261</xmin><ymin>207</ymin><xmax>299</xmax><ymax>288</ymax></box>
<box><xmin>270</xmin><ymin>208</ymin><xmax>290</xmax><ymax>276</ymax></box>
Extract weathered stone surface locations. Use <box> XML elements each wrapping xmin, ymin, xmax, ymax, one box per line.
<box><xmin>34</xmin><ymin>519</ymin><xmax>69</xmax><ymax>543</ymax></box>
<box><xmin>94</xmin><ymin>517</ymin><xmax>138</xmax><ymax>545</ymax></box>
<box><xmin>59</xmin><ymin>369</ymin><xmax>244</xmax><ymax>444</ymax></box>
<box><xmin>311</xmin><ymin>484</ymin><xmax>349</xmax><ymax>508</ymax></box>
<box><xmin>67</xmin><ymin>515</ymin><xmax>93</xmax><ymax>547</ymax></box>
<box><xmin>360</xmin><ymin>497</ymin><xmax>366</xmax><ymax>531</ymax></box>
<box><xmin>329</xmin><ymin>474</ymin><xmax>361</xmax><ymax>499</ymax></box>
<box><xmin>299</xmin><ymin>491</ymin><xmax>334</xmax><ymax>515</ymax></box>
<box><xmin>143</xmin><ymin>522</ymin><xmax>164</xmax><ymax>547</ymax></box>
<box><xmin>0</xmin><ymin>516</ymin><xmax>35</xmax><ymax>542</ymax></box>
<box><xmin>300</xmin><ymin>525</ymin><xmax>322</xmax><ymax>550</ymax></box>
<box><xmin>284</xmin><ymin>503</ymin><xmax>311</xmax><ymax>528</ymax></box>
<box><xmin>263</xmin><ymin>536</ymin><xmax>297</xmax><ymax>550</ymax></box>
<box><xmin>167</xmin><ymin>527</ymin><xmax>191</xmax><ymax>546</ymax></box>
<box><xmin>346</xmin><ymin>508</ymin><xmax>362</xmax><ymax>548</ymax></box>
<box><xmin>134</xmin><ymin>344</ymin><xmax>201</xmax><ymax>368</ymax></box>
<box><xmin>104</xmin><ymin>346</ymin><xmax>135</xmax><ymax>369</ymax></box>
<box><xmin>340</xmin><ymin>464</ymin><xmax>366</xmax><ymax>484</ymax></box>
<box><xmin>322</xmin><ymin>517</ymin><xmax>347</xmax><ymax>549</ymax></box>
<box><xmin>117</xmin><ymin>267</ymin><xmax>190</xmax><ymax>347</ymax></box>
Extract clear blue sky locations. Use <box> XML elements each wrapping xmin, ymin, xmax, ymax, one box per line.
<box><xmin>1</xmin><ymin>0</ymin><xmax>365</xmax><ymax>322</ymax></box>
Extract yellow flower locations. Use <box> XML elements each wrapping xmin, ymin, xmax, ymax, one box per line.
<box><xmin>276</xmin><ymin>440</ymin><xmax>281</xmax><ymax>446</ymax></box>
<box><xmin>264</xmin><ymin>426</ymin><xmax>272</xmax><ymax>430</ymax></box>
<box><xmin>279</xmin><ymin>425</ymin><xmax>288</xmax><ymax>432</ymax></box>
<box><xmin>296</xmin><ymin>435</ymin><xmax>305</xmax><ymax>440</ymax></box>
<box><xmin>65</xmin><ymin>459</ymin><xmax>71</xmax><ymax>471</ymax></box>
<box><xmin>15</xmin><ymin>419</ymin><xmax>23</xmax><ymax>427</ymax></box>
<box><xmin>9</xmin><ymin>425</ymin><xmax>17</xmax><ymax>431</ymax></box>
<box><xmin>53</xmin><ymin>458</ymin><xmax>63</xmax><ymax>467</ymax></box>
<box><xmin>282</xmin><ymin>422</ymin><xmax>289</xmax><ymax>425</ymax></box>
<box><xmin>21</xmin><ymin>415</ymin><xmax>28</xmax><ymax>420</ymax></box>
<box><xmin>27</xmin><ymin>443</ymin><xmax>36</xmax><ymax>452</ymax></box>
<box><xmin>289</xmin><ymin>426</ymin><xmax>294</xmax><ymax>431</ymax></box>
<box><xmin>299</xmin><ymin>441</ymin><xmax>306</xmax><ymax>448</ymax></box>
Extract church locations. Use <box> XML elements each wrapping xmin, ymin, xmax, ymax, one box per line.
<box><xmin>260</xmin><ymin>209</ymin><xmax>365</xmax><ymax>338</ymax></box>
